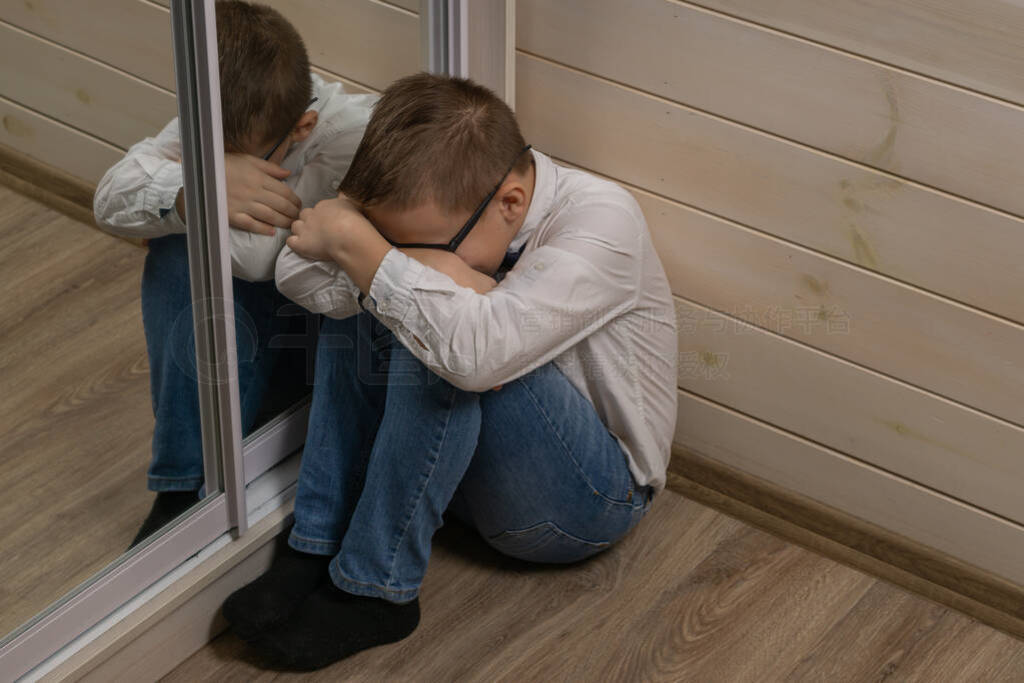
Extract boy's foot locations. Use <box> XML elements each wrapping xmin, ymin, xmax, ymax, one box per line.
<box><xmin>250</xmin><ymin>582</ymin><xmax>420</xmax><ymax>671</ymax></box>
<box><xmin>222</xmin><ymin>536</ymin><xmax>332</xmax><ymax>641</ymax></box>
<box><xmin>129</xmin><ymin>490</ymin><xmax>201</xmax><ymax>548</ymax></box>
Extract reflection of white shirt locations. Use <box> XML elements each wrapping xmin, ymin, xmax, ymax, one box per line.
<box><xmin>276</xmin><ymin>150</ymin><xmax>678</xmax><ymax>491</ymax></box>
<box><xmin>92</xmin><ymin>74</ymin><xmax>377</xmax><ymax>282</ymax></box>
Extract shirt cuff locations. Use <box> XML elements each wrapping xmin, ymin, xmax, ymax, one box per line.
<box><xmin>367</xmin><ymin>248</ymin><xmax>424</xmax><ymax>324</ymax></box>
<box><xmin>146</xmin><ymin>162</ymin><xmax>185</xmax><ymax>219</ymax></box>
<box><xmin>162</xmin><ymin>198</ymin><xmax>187</xmax><ymax>233</ymax></box>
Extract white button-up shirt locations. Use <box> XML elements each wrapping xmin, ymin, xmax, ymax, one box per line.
<box><xmin>276</xmin><ymin>150</ymin><xmax>678</xmax><ymax>490</ymax></box>
<box><xmin>93</xmin><ymin>74</ymin><xmax>377</xmax><ymax>282</ymax></box>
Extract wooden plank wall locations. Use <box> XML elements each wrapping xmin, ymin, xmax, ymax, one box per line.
<box><xmin>516</xmin><ymin>0</ymin><xmax>1024</xmax><ymax>586</ymax></box>
<box><xmin>0</xmin><ymin>0</ymin><xmax>419</xmax><ymax>185</ymax></box>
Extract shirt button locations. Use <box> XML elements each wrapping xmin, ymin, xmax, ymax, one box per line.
<box><xmin>377</xmin><ymin>300</ymin><xmax>388</xmax><ymax>313</ymax></box>
<box><xmin>534</xmin><ymin>262</ymin><xmax>546</xmax><ymax>271</ymax></box>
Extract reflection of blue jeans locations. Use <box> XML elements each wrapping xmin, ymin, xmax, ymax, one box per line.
<box><xmin>290</xmin><ymin>314</ymin><xmax>652</xmax><ymax>603</ymax></box>
<box><xmin>140</xmin><ymin>234</ymin><xmax>303</xmax><ymax>492</ymax></box>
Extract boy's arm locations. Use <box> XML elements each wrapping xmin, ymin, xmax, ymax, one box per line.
<box><xmin>93</xmin><ymin>118</ymin><xmax>189</xmax><ymax>240</ymax></box>
<box><xmin>365</xmin><ymin>242</ymin><xmax>638</xmax><ymax>392</ymax></box>
<box><xmin>274</xmin><ymin>243</ymin><xmax>496</xmax><ymax>321</ymax></box>
<box><xmin>286</xmin><ymin>196</ymin><xmax>642</xmax><ymax>392</ymax></box>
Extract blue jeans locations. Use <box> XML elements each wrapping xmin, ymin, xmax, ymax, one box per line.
<box><xmin>290</xmin><ymin>314</ymin><xmax>652</xmax><ymax>603</ymax></box>
<box><xmin>140</xmin><ymin>234</ymin><xmax>311</xmax><ymax>491</ymax></box>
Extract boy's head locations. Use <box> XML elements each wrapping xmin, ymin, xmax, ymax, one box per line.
<box><xmin>340</xmin><ymin>72</ymin><xmax>535</xmax><ymax>275</ymax></box>
<box><xmin>216</xmin><ymin>1</ymin><xmax>317</xmax><ymax>163</ymax></box>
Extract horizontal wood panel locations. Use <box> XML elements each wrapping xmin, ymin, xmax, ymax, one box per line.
<box><xmin>517</xmin><ymin>54</ymin><xmax>1024</xmax><ymax>325</ymax></box>
<box><xmin>150</xmin><ymin>0</ymin><xmax>421</xmax><ymax>12</ymax></box>
<box><xmin>149</xmin><ymin>0</ymin><xmax>419</xmax><ymax>89</ymax></box>
<box><xmin>311</xmin><ymin>66</ymin><xmax>375</xmax><ymax>95</ymax></box>
<box><xmin>0</xmin><ymin>22</ymin><xmax>175</xmax><ymax>148</ymax></box>
<box><xmin>1</xmin><ymin>0</ymin><xmax>417</xmax><ymax>93</ymax></box>
<box><xmin>673</xmin><ymin>389</ymin><xmax>1024</xmax><ymax>587</ymax></box>
<box><xmin>689</xmin><ymin>0</ymin><xmax>1024</xmax><ymax>106</ymax></box>
<box><xmin>273</xmin><ymin>0</ymin><xmax>418</xmax><ymax>90</ymax></box>
<box><xmin>0</xmin><ymin>0</ymin><xmax>176</xmax><ymax>90</ymax></box>
<box><xmin>627</xmin><ymin>181</ymin><xmax>1024</xmax><ymax>426</ymax></box>
<box><xmin>671</xmin><ymin>296</ymin><xmax>1024</xmax><ymax>524</ymax></box>
<box><xmin>0</xmin><ymin>96</ymin><xmax>123</xmax><ymax>185</ymax></box>
<box><xmin>517</xmin><ymin>0</ymin><xmax>1024</xmax><ymax>220</ymax></box>
<box><xmin>373</xmin><ymin>0</ymin><xmax>418</xmax><ymax>14</ymax></box>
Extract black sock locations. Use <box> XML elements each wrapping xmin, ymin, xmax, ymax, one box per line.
<box><xmin>222</xmin><ymin>535</ymin><xmax>332</xmax><ymax>641</ymax></box>
<box><xmin>129</xmin><ymin>489</ymin><xmax>200</xmax><ymax>548</ymax></box>
<box><xmin>251</xmin><ymin>581</ymin><xmax>420</xmax><ymax>671</ymax></box>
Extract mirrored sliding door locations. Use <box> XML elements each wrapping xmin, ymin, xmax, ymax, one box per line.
<box><xmin>0</xmin><ymin>1</ymin><xmax>242</xmax><ymax>677</ymax></box>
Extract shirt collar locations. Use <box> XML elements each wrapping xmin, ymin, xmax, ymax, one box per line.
<box><xmin>281</xmin><ymin>74</ymin><xmax>336</xmax><ymax>172</ymax></box>
<box><xmin>508</xmin><ymin>148</ymin><xmax>556</xmax><ymax>252</ymax></box>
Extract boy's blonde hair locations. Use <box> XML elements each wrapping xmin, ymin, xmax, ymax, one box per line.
<box><xmin>339</xmin><ymin>73</ymin><xmax>530</xmax><ymax>212</ymax></box>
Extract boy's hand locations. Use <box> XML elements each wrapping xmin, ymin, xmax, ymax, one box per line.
<box><xmin>287</xmin><ymin>195</ymin><xmax>391</xmax><ymax>293</ymax></box>
<box><xmin>287</xmin><ymin>195</ymin><xmax>377</xmax><ymax>261</ymax></box>
<box><xmin>224</xmin><ymin>154</ymin><xmax>302</xmax><ymax>236</ymax></box>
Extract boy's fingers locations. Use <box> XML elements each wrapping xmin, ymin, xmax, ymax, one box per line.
<box><xmin>231</xmin><ymin>213</ymin><xmax>276</xmax><ymax>236</ymax></box>
<box><xmin>263</xmin><ymin>179</ymin><xmax>302</xmax><ymax>208</ymax></box>
<box><xmin>249</xmin><ymin>203</ymin><xmax>294</xmax><ymax>231</ymax></box>
<box><xmin>286</xmin><ymin>233</ymin><xmax>309</xmax><ymax>254</ymax></box>
<box><xmin>259</xmin><ymin>189</ymin><xmax>301</xmax><ymax>219</ymax></box>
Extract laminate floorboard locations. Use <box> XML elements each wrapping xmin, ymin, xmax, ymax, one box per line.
<box><xmin>165</xmin><ymin>491</ymin><xmax>1024</xmax><ymax>682</ymax></box>
<box><xmin>0</xmin><ymin>184</ymin><xmax>166</xmax><ymax>637</ymax></box>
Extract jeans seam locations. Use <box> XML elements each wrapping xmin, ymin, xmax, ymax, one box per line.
<box><xmin>382</xmin><ymin>382</ymin><xmax>456</xmax><ymax>592</ymax></box>
<box><xmin>289</xmin><ymin>532</ymin><xmax>341</xmax><ymax>555</ymax></box>
<box><xmin>517</xmin><ymin>377</ymin><xmax>633</xmax><ymax>509</ymax></box>
<box><xmin>491</xmin><ymin>520</ymin><xmax>612</xmax><ymax>548</ymax></box>
<box><xmin>331</xmin><ymin>560</ymin><xmax>419</xmax><ymax>601</ymax></box>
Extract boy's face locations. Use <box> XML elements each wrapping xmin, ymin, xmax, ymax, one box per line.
<box><xmin>364</xmin><ymin>164</ymin><xmax>535</xmax><ymax>276</ymax></box>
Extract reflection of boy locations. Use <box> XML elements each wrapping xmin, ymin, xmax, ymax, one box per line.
<box><xmin>222</xmin><ymin>73</ymin><xmax>678</xmax><ymax>670</ymax></box>
<box><xmin>92</xmin><ymin>1</ymin><xmax>375</xmax><ymax>544</ymax></box>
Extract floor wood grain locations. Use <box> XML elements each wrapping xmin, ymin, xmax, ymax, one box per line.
<box><xmin>0</xmin><ymin>184</ymin><xmax>164</xmax><ymax>637</ymax></box>
<box><xmin>164</xmin><ymin>491</ymin><xmax>1024</xmax><ymax>682</ymax></box>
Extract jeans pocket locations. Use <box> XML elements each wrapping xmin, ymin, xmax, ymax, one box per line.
<box><xmin>487</xmin><ymin>521</ymin><xmax>611</xmax><ymax>564</ymax></box>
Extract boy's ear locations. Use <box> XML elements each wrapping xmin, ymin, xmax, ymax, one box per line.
<box><xmin>497</xmin><ymin>180</ymin><xmax>528</xmax><ymax>224</ymax></box>
<box><xmin>291</xmin><ymin>110</ymin><xmax>318</xmax><ymax>143</ymax></box>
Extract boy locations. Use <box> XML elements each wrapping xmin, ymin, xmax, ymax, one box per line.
<box><xmin>93</xmin><ymin>1</ymin><xmax>375</xmax><ymax>544</ymax></box>
<box><xmin>223</xmin><ymin>73</ymin><xmax>678</xmax><ymax>671</ymax></box>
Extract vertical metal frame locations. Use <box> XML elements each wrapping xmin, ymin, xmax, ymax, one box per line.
<box><xmin>427</xmin><ymin>0</ymin><xmax>515</xmax><ymax>105</ymax></box>
<box><xmin>421</xmin><ymin>0</ymin><xmax>448</xmax><ymax>74</ymax></box>
<box><xmin>178</xmin><ymin>0</ymin><xmax>248</xmax><ymax>535</ymax></box>
<box><xmin>0</xmin><ymin>1</ymin><xmax>246</xmax><ymax>678</ymax></box>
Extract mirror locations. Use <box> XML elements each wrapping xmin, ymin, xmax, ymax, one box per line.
<box><xmin>0</xmin><ymin>0</ymin><xmax>214</xmax><ymax>639</ymax></box>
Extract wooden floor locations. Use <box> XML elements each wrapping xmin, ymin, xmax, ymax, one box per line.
<box><xmin>166</xmin><ymin>491</ymin><xmax>1024</xmax><ymax>682</ymax></box>
<box><xmin>0</xmin><ymin>185</ymin><xmax>157</xmax><ymax>636</ymax></box>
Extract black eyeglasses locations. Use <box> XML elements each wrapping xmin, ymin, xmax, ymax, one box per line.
<box><xmin>384</xmin><ymin>144</ymin><xmax>532</xmax><ymax>252</ymax></box>
<box><xmin>262</xmin><ymin>97</ymin><xmax>319</xmax><ymax>160</ymax></box>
